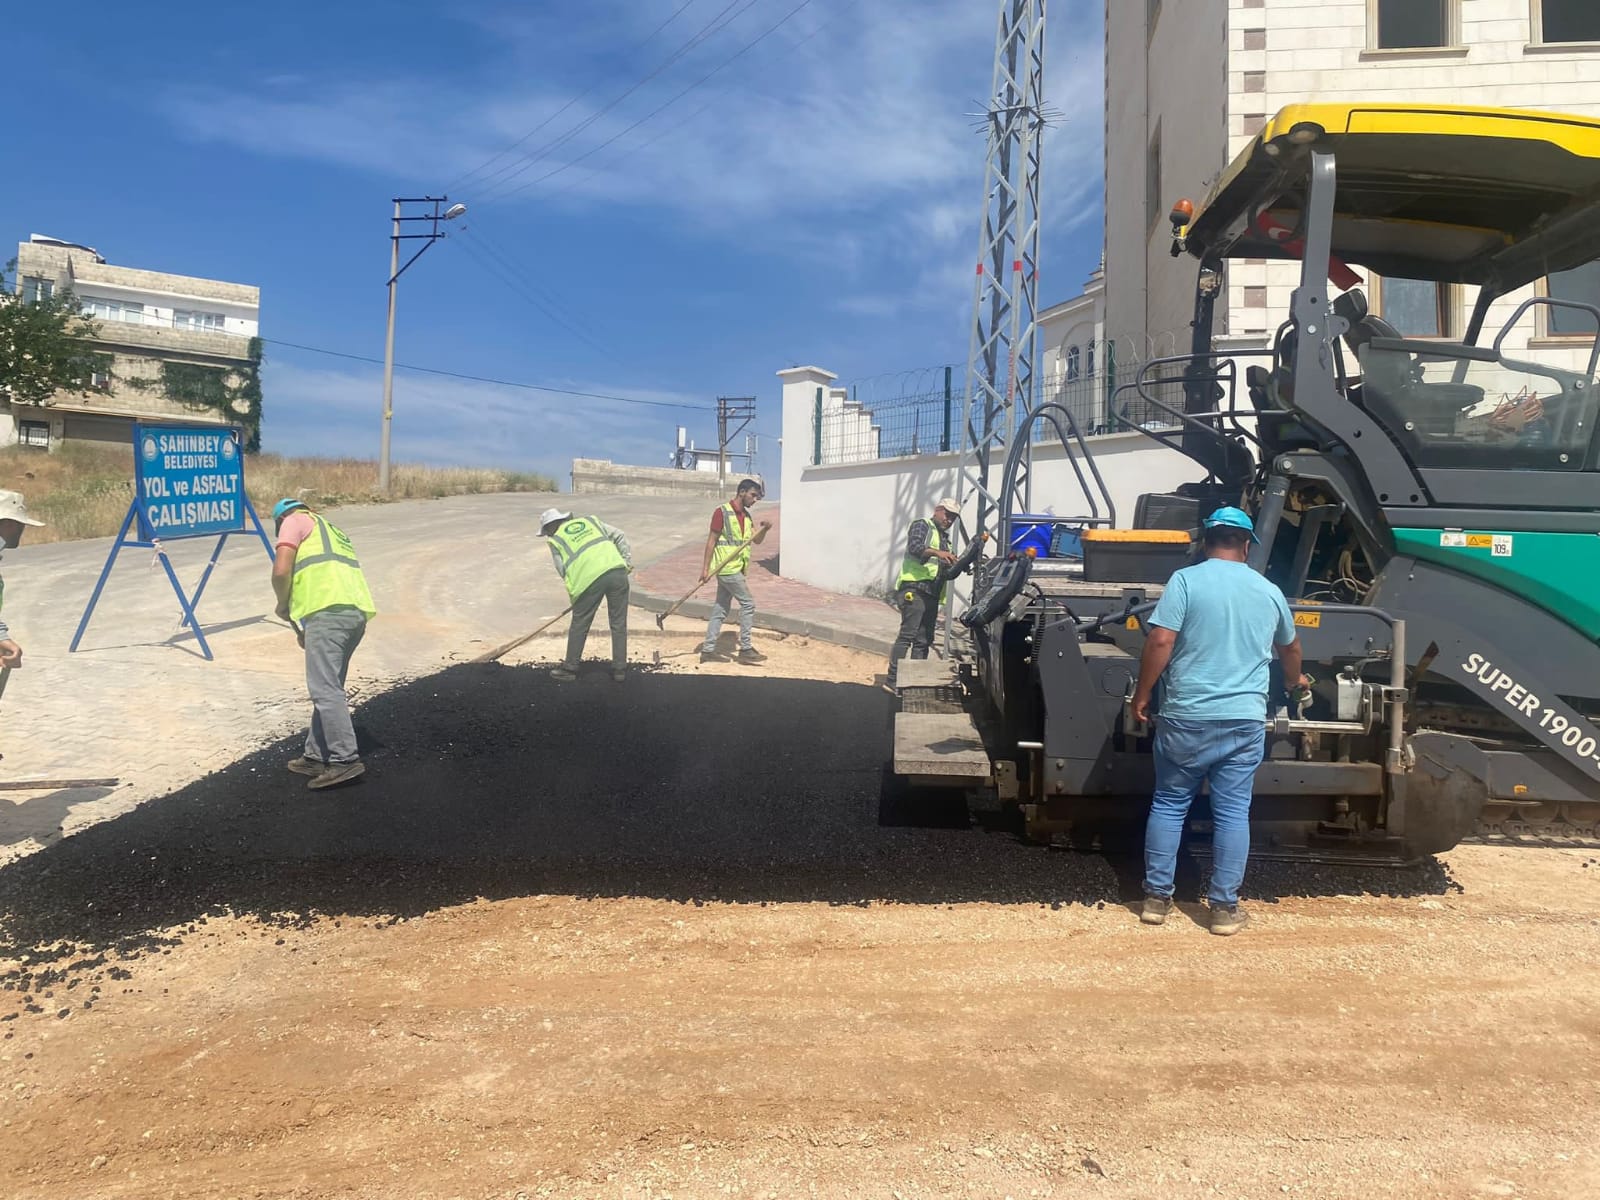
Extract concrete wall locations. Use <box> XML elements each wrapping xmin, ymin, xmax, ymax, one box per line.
<box><xmin>778</xmin><ymin>366</ymin><xmax>1199</xmax><ymax>597</ymax></box>
<box><xmin>571</xmin><ymin>458</ymin><xmax>755</xmax><ymax>499</ymax></box>
<box><xmin>1102</xmin><ymin>0</ymin><xmax>1151</xmax><ymax>359</ymax></box>
<box><xmin>1105</xmin><ymin>0</ymin><xmax>1229</xmax><ymax>361</ymax></box>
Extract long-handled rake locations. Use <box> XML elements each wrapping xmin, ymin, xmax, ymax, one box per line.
<box><xmin>473</xmin><ymin>604</ymin><xmax>576</xmax><ymax>665</ymax></box>
<box><xmin>654</xmin><ymin>530</ymin><xmax>762</xmax><ymax>631</ymax></box>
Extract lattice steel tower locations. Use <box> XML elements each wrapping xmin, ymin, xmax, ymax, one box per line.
<box><xmin>957</xmin><ymin>0</ymin><xmax>1047</xmax><ymax>547</ymax></box>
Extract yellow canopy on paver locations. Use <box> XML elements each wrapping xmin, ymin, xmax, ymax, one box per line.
<box><xmin>1183</xmin><ymin>102</ymin><xmax>1600</xmax><ymax>290</ymax></box>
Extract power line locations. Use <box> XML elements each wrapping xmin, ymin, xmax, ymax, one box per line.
<box><xmin>446</xmin><ymin>0</ymin><xmax>700</xmax><ymax>194</ymax></box>
<box><xmin>537</xmin><ymin>6</ymin><xmax>840</xmax><ymax>205</ymax></box>
<box><xmin>472</xmin><ymin>0</ymin><xmax>765</xmax><ymax>205</ymax></box>
<box><xmin>488</xmin><ymin>0</ymin><xmax>818</xmax><ymax>206</ymax></box>
<box><xmin>543</xmin><ymin>95</ymin><xmax>720</xmax><ymax>204</ymax></box>
<box><xmin>451</xmin><ymin>227</ymin><xmax>622</xmax><ymax>363</ymax></box>
<box><xmin>459</xmin><ymin>222</ymin><xmax>601</xmax><ymax>339</ymax></box>
<box><xmin>259</xmin><ymin>337</ymin><xmax>714</xmax><ymax>412</ymax></box>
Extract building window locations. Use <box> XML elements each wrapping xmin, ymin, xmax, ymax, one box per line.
<box><xmin>1086</xmin><ymin>343</ymin><xmax>1096</xmax><ymax>377</ymax></box>
<box><xmin>174</xmin><ymin>310</ymin><xmax>226</xmax><ymax>332</ymax></box>
<box><xmin>1066</xmin><ymin>346</ymin><xmax>1081</xmax><ymax>382</ymax></box>
<box><xmin>18</xmin><ymin>420</ymin><xmax>50</xmax><ymax>449</ymax></box>
<box><xmin>1376</xmin><ymin>277</ymin><xmax>1454</xmax><ymax>338</ymax></box>
<box><xmin>1544</xmin><ymin>260</ymin><xmax>1600</xmax><ymax>336</ymax></box>
<box><xmin>1146</xmin><ymin>123</ymin><xmax>1162</xmax><ymax>235</ymax></box>
<box><xmin>1535</xmin><ymin>0</ymin><xmax>1600</xmax><ymax>44</ymax></box>
<box><xmin>1371</xmin><ymin>0</ymin><xmax>1451</xmax><ymax>49</ymax></box>
<box><xmin>80</xmin><ymin>296</ymin><xmax>146</xmax><ymax>325</ymax></box>
<box><xmin>20</xmin><ymin>276</ymin><xmax>54</xmax><ymax>304</ymax></box>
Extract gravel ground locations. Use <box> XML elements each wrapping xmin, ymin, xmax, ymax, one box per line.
<box><xmin>0</xmin><ymin>636</ymin><xmax>1594</xmax><ymax>1199</ymax></box>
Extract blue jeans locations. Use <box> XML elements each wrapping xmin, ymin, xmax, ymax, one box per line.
<box><xmin>1144</xmin><ymin>717</ymin><xmax>1265</xmax><ymax>907</ymax></box>
<box><xmin>702</xmin><ymin>572</ymin><xmax>755</xmax><ymax>652</ymax></box>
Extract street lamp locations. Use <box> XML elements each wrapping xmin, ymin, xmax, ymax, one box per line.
<box><xmin>379</xmin><ymin>195</ymin><xmax>466</xmax><ymax>494</ymax></box>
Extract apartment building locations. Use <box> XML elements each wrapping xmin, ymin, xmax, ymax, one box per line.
<box><xmin>1105</xmin><ymin>0</ymin><xmax>1600</xmax><ymax>371</ymax></box>
<box><xmin>8</xmin><ymin>235</ymin><xmax>261</xmax><ymax>450</ymax></box>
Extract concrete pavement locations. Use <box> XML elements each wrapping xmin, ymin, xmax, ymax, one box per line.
<box><xmin>0</xmin><ymin>491</ymin><xmax>709</xmax><ymax>863</ymax></box>
<box><xmin>630</xmin><ymin>505</ymin><xmax>901</xmax><ymax>656</ymax></box>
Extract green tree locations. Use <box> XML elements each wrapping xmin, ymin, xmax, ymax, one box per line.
<box><xmin>0</xmin><ymin>259</ymin><xmax>102</xmax><ymax>407</ymax></box>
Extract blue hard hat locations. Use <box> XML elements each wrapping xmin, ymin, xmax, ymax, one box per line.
<box><xmin>1203</xmin><ymin>505</ymin><xmax>1260</xmax><ymax>542</ymax></box>
<box><xmin>272</xmin><ymin>498</ymin><xmax>308</xmax><ymax>522</ymax></box>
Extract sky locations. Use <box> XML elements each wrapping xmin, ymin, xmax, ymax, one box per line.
<box><xmin>6</xmin><ymin>0</ymin><xmax>1106</xmax><ymax>485</ymax></box>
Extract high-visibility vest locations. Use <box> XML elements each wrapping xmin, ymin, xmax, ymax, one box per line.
<box><xmin>290</xmin><ymin>514</ymin><xmax>377</xmax><ymax>622</ymax></box>
<box><xmin>897</xmin><ymin>518</ymin><xmax>946</xmax><ymax>589</ymax></box>
<box><xmin>710</xmin><ymin>503</ymin><xmax>753</xmax><ymax>576</ymax></box>
<box><xmin>549</xmin><ymin>516</ymin><xmax>627</xmax><ymax>601</ymax></box>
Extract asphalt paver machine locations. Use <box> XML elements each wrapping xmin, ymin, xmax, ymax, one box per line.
<box><xmin>895</xmin><ymin>103</ymin><xmax>1600</xmax><ymax>861</ymax></box>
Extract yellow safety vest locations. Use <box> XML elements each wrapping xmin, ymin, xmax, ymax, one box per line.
<box><xmin>549</xmin><ymin>516</ymin><xmax>627</xmax><ymax>601</ymax></box>
<box><xmin>897</xmin><ymin>518</ymin><xmax>946</xmax><ymax>589</ymax></box>
<box><xmin>290</xmin><ymin>514</ymin><xmax>377</xmax><ymax>622</ymax></box>
<box><xmin>710</xmin><ymin>503</ymin><xmax>753</xmax><ymax>576</ymax></box>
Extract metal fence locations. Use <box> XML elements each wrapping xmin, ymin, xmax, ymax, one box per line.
<box><xmin>809</xmin><ymin>366</ymin><xmax>959</xmax><ymax>466</ymax></box>
<box><xmin>811</xmin><ymin>344</ymin><xmax>1181</xmax><ymax>467</ymax></box>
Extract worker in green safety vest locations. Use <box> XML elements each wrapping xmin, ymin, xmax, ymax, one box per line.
<box><xmin>0</xmin><ymin>489</ymin><xmax>44</xmax><ymax>676</ymax></box>
<box><xmin>271</xmin><ymin>498</ymin><xmax>376</xmax><ymax>790</ymax></box>
<box><xmin>539</xmin><ymin>508</ymin><xmax>633</xmax><ymax>682</ymax></box>
<box><xmin>699</xmin><ymin>478</ymin><xmax>772</xmax><ymax>666</ymax></box>
<box><xmin>887</xmin><ymin>496</ymin><xmax>982</xmax><ymax>685</ymax></box>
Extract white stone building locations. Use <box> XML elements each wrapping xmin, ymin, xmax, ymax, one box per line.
<box><xmin>1037</xmin><ymin>260</ymin><xmax>1116</xmax><ymax>431</ymax></box>
<box><xmin>8</xmin><ymin>236</ymin><xmax>261</xmax><ymax>450</ymax></box>
<box><xmin>1105</xmin><ymin>0</ymin><xmax>1600</xmax><ymax>368</ymax></box>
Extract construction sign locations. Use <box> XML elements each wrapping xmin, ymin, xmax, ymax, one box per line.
<box><xmin>136</xmin><ymin>425</ymin><xmax>248</xmax><ymax>539</ymax></box>
<box><xmin>69</xmin><ymin>422</ymin><xmax>273</xmax><ymax>661</ymax></box>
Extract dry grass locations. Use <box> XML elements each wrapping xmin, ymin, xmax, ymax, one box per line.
<box><xmin>0</xmin><ymin>443</ymin><xmax>556</xmax><ymax>545</ymax></box>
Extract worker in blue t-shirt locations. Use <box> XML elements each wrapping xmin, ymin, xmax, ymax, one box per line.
<box><xmin>1129</xmin><ymin>506</ymin><xmax>1307</xmax><ymax>937</ymax></box>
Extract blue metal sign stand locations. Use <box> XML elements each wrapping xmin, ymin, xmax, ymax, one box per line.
<box><xmin>70</xmin><ymin>422</ymin><xmax>274</xmax><ymax>661</ymax></box>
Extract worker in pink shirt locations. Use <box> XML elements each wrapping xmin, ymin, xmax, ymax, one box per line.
<box><xmin>271</xmin><ymin>498</ymin><xmax>376</xmax><ymax>790</ymax></box>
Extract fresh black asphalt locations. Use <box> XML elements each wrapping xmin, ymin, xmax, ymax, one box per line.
<box><xmin>0</xmin><ymin>663</ymin><xmax>1454</xmax><ymax>969</ymax></box>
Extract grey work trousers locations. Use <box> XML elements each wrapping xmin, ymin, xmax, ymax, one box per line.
<box><xmin>566</xmin><ymin>566</ymin><xmax>630</xmax><ymax>667</ymax></box>
<box><xmin>302</xmin><ymin>606</ymin><xmax>367</xmax><ymax>765</ymax></box>
<box><xmin>702</xmin><ymin>571</ymin><xmax>755</xmax><ymax>652</ymax></box>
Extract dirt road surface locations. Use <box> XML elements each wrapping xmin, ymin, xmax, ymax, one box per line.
<box><xmin>1</xmin><ymin>631</ymin><xmax>1597</xmax><ymax>1199</ymax></box>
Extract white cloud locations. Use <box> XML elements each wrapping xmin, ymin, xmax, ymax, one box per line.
<box><xmin>158</xmin><ymin>0</ymin><xmax>1104</xmax><ymax>285</ymax></box>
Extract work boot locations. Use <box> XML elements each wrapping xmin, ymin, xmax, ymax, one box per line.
<box><xmin>308</xmin><ymin>760</ymin><xmax>366</xmax><ymax>790</ymax></box>
<box><xmin>1140</xmin><ymin>894</ymin><xmax>1174</xmax><ymax>925</ymax></box>
<box><xmin>1209</xmin><ymin>903</ymin><xmax>1249</xmax><ymax>936</ymax></box>
<box><xmin>736</xmin><ymin>648</ymin><xmax>768</xmax><ymax>665</ymax></box>
<box><xmin>699</xmin><ymin>650</ymin><xmax>728</xmax><ymax>663</ymax></box>
<box><xmin>286</xmin><ymin>756</ymin><xmax>326</xmax><ymax>777</ymax></box>
<box><xmin>550</xmin><ymin>665</ymin><xmax>578</xmax><ymax>682</ymax></box>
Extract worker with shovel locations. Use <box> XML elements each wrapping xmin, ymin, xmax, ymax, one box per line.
<box><xmin>539</xmin><ymin>508</ymin><xmax>632</xmax><ymax>682</ymax></box>
<box><xmin>699</xmin><ymin>479</ymin><xmax>771</xmax><ymax>665</ymax></box>
<box><xmin>0</xmin><ymin>490</ymin><xmax>45</xmax><ymax>689</ymax></box>
<box><xmin>272</xmin><ymin>498</ymin><xmax>376</xmax><ymax>790</ymax></box>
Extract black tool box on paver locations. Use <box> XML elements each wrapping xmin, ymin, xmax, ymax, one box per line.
<box><xmin>1079</xmin><ymin>529</ymin><xmax>1192</xmax><ymax>583</ymax></box>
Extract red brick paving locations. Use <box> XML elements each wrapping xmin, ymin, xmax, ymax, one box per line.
<box><xmin>631</xmin><ymin>505</ymin><xmax>900</xmax><ymax>653</ymax></box>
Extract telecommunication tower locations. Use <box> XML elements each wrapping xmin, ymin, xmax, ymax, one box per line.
<box><xmin>955</xmin><ymin>0</ymin><xmax>1047</xmax><ymax>549</ymax></box>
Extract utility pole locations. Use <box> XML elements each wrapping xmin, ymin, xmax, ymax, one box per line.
<box><xmin>379</xmin><ymin>196</ymin><xmax>466</xmax><ymax>493</ymax></box>
<box><xmin>715</xmin><ymin>396</ymin><xmax>756</xmax><ymax>490</ymax></box>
